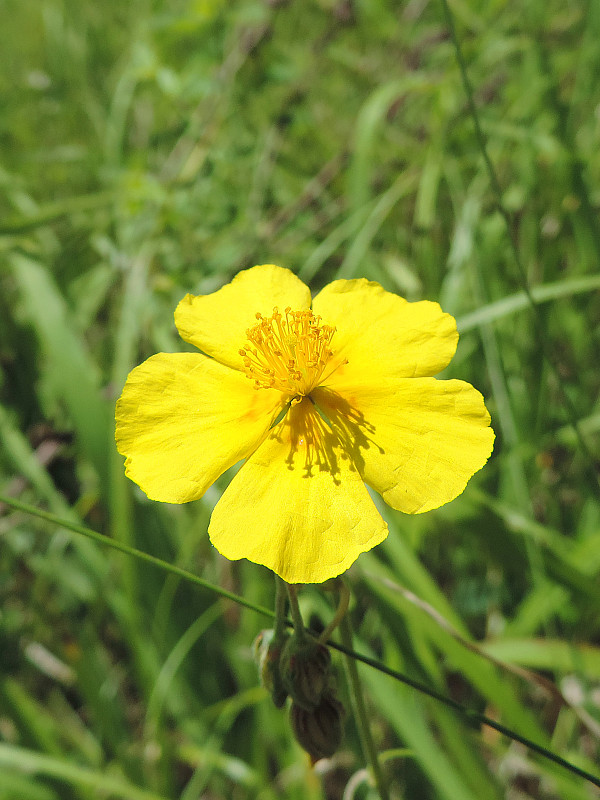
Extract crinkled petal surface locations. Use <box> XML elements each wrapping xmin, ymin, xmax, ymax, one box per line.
<box><xmin>313</xmin><ymin>379</ymin><xmax>494</xmax><ymax>515</ymax></box>
<box><xmin>116</xmin><ymin>353</ymin><xmax>284</xmax><ymax>503</ymax></box>
<box><xmin>174</xmin><ymin>264</ymin><xmax>312</xmax><ymax>371</ymax></box>
<box><xmin>312</xmin><ymin>279</ymin><xmax>458</xmax><ymax>387</ymax></box>
<box><xmin>208</xmin><ymin>398</ymin><xmax>388</xmax><ymax>583</ymax></box>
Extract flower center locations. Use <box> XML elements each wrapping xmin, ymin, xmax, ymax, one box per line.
<box><xmin>239</xmin><ymin>307</ymin><xmax>337</xmax><ymax>397</ymax></box>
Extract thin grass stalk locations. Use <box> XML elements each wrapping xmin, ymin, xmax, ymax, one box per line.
<box><xmin>439</xmin><ymin>0</ymin><xmax>599</xmax><ymax>489</ymax></box>
<box><xmin>2</xmin><ymin>492</ymin><xmax>600</xmax><ymax>789</ymax></box>
<box><xmin>339</xmin><ymin>612</ymin><xmax>390</xmax><ymax>800</ymax></box>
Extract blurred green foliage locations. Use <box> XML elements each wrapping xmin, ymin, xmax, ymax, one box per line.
<box><xmin>1</xmin><ymin>0</ymin><xmax>600</xmax><ymax>798</ymax></box>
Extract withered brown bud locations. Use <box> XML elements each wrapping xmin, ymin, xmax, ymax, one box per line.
<box><xmin>290</xmin><ymin>691</ymin><xmax>345</xmax><ymax>762</ymax></box>
<box><xmin>252</xmin><ymin>628</ymin><xmax>289</xmax><ymax>708</ymax></box>
<box><xmin>280</xmin><ymin>635</ymin><xmax>332</xmax><ymax>711</ymax></box>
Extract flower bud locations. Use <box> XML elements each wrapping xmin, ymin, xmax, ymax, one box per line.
<box><xmin>280</xmin><ymin>635</ymin><xmax>331</xmax><ymax>711</ymax></box>
<box><xmin>252</xmin><ymin>628</ymin><xmax>289</xmax><ymax>708</ymax></box>
<box><xmin>290</xmin><ymin>691</ymin><xmax>345</xmax><ymax>763</ymax></box>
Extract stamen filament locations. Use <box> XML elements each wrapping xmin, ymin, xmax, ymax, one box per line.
<box><xmin>241</xmin><ymin>307</ymin><xmax>338</xmax><ymax>396</ymax></box>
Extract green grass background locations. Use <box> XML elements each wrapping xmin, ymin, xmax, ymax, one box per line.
<box><xmin>1</xmin><ymin>0</ymin><xmax>600</xmax><ymax>797</ymax></box>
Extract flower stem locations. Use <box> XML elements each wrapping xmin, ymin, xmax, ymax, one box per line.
<box><xmin>274</xmin><ymin>575</ymin><xmax>288</xmax><ymax>638</ymax></box>
<box><xmin>285</xmin><ymin>583</ymin><xmax>306</xmax><ymax>641</ymax></box>
<box><xmin>318</xmin><ymin>578</ymin><xmax>350</xmax><ymax>644</ymax></box>
<box><xmin>339</xmin><ymin>611</ymin><xmax>390</xmax><ymax>800</ymax></box>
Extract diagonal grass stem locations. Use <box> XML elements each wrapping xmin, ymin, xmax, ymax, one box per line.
<box><xmin>439</xmin><ymin>0</ymin><xmax>599</xmax><ymax>489</ymax></box>
<box><xmin>1</xmin><ymin>493</ymin><xmax>274</xmax><ymax>620</ymax></box>
<box><xmin>2</xmin><ymin>492</ymin><xmax>600</xmax><ymax>789</ymax></box>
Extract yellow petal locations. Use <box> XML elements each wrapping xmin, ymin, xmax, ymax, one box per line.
<box><xmin>208</xmin><ymin>398</ymin><xmax>388</xmax><ymax>583</ymax></box>
<box><xmin>174</xmin><ymin>264</ymin><xmax>312</xmax><ymax>371</ymax></box>
<box><xmin>313</xmin><ymin>379</ymin><xmax>494</xmax><ymax>515</ymax></box>
<box><xmin>115</xmin><ymin>353</ymin><xmax>284</xmax><ymax>503</ymax></box>
<box><xmin>312</xmin><ymin>279</ymin><xmax>458</xmax><ymax>391</ymax></box>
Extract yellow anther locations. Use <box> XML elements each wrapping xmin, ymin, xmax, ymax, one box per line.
<box><xmin>241</xmin><ymin>307</ymin><xmax>338</xmax><ymax>396</ymax></box>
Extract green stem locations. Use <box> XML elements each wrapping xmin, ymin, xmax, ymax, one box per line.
<box><xmin>339</xmin><ymin>612</ymin><xmax>390</xmax><ymax>800</ymax></box>
<box><xmin>318</xmin><ymin>578</ymin><xmax>350</xmax><ymax>644</ymax></box>
<box><xmin>285</xmin><ymin>583</ymin><xmax>307</xmax><ymax>641</ymax></box>
<box><xmin>273</xmin><ymin>575</ymin><xmax>288</xmax><ymax>638</ymax></box>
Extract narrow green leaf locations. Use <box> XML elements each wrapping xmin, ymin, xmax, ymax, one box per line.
<box><xmin>10</xmin><ymin>254</ymin><xmax>111</xmax><ymax>490</ymax></box>
<box><xmin>0</xmin><ymin>744</ymin><xmax>168</xmax><ymax>800</ymax></box>
<box><xmin>457</xmin><ymin>275</ymin><xmax>600</xmax><ymax>332</ymax></box>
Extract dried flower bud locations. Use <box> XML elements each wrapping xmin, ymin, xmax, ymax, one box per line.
<box><xmin>252</xmin><ymin>628</ymin><xmax>289</xmax><ymax>708</ymax></box>
<box><xmin>290</xmin><ymin>691</ymin><xmax>345</xmax><ymax>762</ymax></box>
<box><xmin>279</xmin><ymin>635</ymin><xmax>332</xmax><ymax>711</ymax></box>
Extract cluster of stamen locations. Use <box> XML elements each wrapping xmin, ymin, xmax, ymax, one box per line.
<box><xmin>239</xmin><ymin>307</ymin><xmax>337</xmax><ymax>396</ymax></box>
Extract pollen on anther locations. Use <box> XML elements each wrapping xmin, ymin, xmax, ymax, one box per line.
<box><xmin>240</xmin><ymin>307</ymin><xmax>338</xmax><ymax>396</ymax></box>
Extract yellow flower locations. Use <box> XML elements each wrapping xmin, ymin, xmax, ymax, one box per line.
<box><xmin>116</xmin><ymin>264</ymin><xmax>494</xmax><ymax>584</ymax></box>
